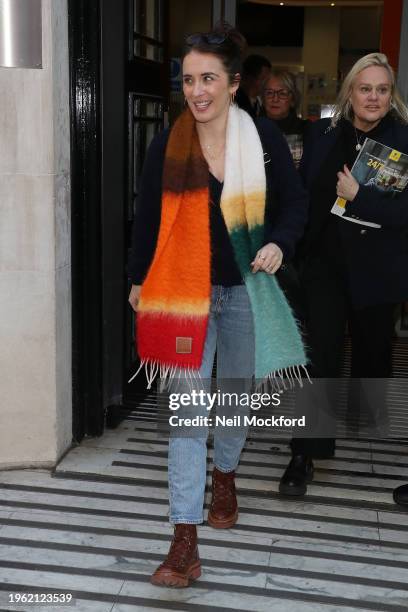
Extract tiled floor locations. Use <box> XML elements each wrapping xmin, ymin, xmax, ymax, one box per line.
<box><xmin>1</xmin><ymin>393</ymin><xmax>408</xmax><ymax>611</ymax></box>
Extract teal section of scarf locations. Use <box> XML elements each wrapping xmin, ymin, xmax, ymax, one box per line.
<box><xmin>229</xmin><ymin>224</ymin><xmax>307</xmax><ymax>380</ymax></box>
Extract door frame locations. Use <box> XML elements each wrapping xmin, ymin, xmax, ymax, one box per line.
<box><xmin>68</xmin><ymin>0</ymin><xmax>169</xmax><ymax>439</ymax></box>
<box><xmin>69</xmin><ymin>0</ymin><xmax>104</xmax><ymax>440</ymax></box>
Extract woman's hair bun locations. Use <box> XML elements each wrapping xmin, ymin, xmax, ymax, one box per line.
<box><xmin>213</xmin><ymin>21</ymin><xmax>247</xmax><ymax>54</ymax></box>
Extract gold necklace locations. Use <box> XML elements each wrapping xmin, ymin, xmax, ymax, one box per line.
<box><xmin>202</xmin><ymin>141</ymin><xmax>225</xmax><ymax>161</ymax></box>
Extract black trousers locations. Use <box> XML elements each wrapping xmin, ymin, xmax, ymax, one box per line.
<box><xmin>291</xmin><ymin>257</ymin><xmax>395</xmax><ymax>458</ymax></box>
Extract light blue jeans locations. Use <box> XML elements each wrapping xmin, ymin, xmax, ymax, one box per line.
<box><xmin>168</xmin><ymin>285</ymin><xmax>255</xmax><ymax>524</ymax></box>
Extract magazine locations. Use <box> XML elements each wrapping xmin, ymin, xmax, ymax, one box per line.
<box><xmin>284</xmin><ymin>133</ymin><xmax>303</xmax><ymax>169</ymax></box>
<box><xmin>331</xmin><ymin>137</ymin><xmax>408</xmax><ymax>228</ymax></box>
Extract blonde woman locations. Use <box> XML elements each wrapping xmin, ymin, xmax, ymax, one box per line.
<box><xmin>280</xmin><ymin>53</ymin><xmax>408</xmax><ymax>497</ymax></box>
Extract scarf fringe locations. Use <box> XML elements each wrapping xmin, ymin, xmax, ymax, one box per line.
<box><xmin>128</xmin><ymin>359</ymin><xmax>202</xmax><ymax>391</ymax></box>
<box><xmin>129</xmin><ymin>359</ymin><xmax>311</xmax><ymax>393</ymax></box>
<box><xmin>257</xmin><ymin>364</ymin><xmax>311</xmax><ymax>394</ymax></box>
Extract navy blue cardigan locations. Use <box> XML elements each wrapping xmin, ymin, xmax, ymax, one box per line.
<box><xmin>299</xmin><ymin>115</ymin><xmax>408</xmax><ymax>308</ymax></box>
<box><xmin>128</xmin><ymin>117</ymin><xmax>308</xmax><ymax>285</ymax></box>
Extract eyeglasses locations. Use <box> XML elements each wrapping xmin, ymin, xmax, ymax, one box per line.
<box><xmin>264</xmin><ymin>88</ymin><xmax>291</xmax><ymax>100</ymax></box>
<box><xmin>185</xmin><ymin>32</ymin><xmax>227</xmax><ymax>46</ymax></box>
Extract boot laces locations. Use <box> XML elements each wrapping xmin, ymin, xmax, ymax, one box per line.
<box><xmin>164</xmin><ymin>530</ymin><xmax>195</xmax><ymax>569</ymax></box>
<box><xmin>212</xmin><ymin>472</ymin><xmax>235</xmax><ymax>509</ymax></box>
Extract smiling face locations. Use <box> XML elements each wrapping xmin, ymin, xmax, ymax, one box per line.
<box><xmin>182</xmin><ymin>50</ymin><xmax>238</xmax><ymax>124</ymax></box>
<box><xmin>262</xmin><ymin>75</ymin><xmax>293</xmax><ymax>121</ymax></box>
<box><xmin>350</xmin><ymin>65</ymin><xmax>392</xmax><ymax>131</ymax></box>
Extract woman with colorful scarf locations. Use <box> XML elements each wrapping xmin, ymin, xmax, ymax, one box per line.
<box><xmin>128</xmin><ymin>24</ymin><xmax>308</xmax><ymax>588</ymax></box>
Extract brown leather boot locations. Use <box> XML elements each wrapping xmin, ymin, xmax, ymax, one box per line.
<box><xmin>150</xmin><ymin>524</ymin><xmax>201</xmax><ymax>588</ymax></box>
<box><xmin>207</xmin><ymin>466</ymin><xmax>238</xmax><ymax>528</ymax></box>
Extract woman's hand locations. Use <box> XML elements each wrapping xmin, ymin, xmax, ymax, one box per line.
<box><xmin>251</xmin><ymin>243</ymin><xmax>283</xmax><ymax>274</ymax></box>
<box><xmin>128</xmin><ymin>284</ymin><xmax>141</xmax><ymax>312</ymax></box>
<box><xmin>337</xmin><ymin>165</ymin><xmax>359</xmax><ymax>201</ymax></box>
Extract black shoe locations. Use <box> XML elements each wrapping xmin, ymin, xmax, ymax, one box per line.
<box><xmin>393</xmin><ymin>484</ymin><xmax>408</xmax><ymax>507</ymax></box>
<box><xmin>279</xmin><ymin>454</ymin><xmax>314</xmax><ymax>496</ymax></box>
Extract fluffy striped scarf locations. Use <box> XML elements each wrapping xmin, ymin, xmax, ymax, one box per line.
<box><xmin>133</xmin><ymin>105</ymin><xmax>307</xmax><ymax>388</ymax></box>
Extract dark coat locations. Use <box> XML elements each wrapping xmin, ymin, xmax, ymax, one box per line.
<box><xmin>235</xmin><ymin>88</ymin><xmax>258</xmax><ymax>120</ymax></box>
<box><xmin>128</xmin><ymin>117</ymin><xmax>308</xmax><ymax>285</ymax></box>
<box><xmin>299</xmin><ymin>116</ymin><xmax>408</xmax><ymax>308</ymax></box>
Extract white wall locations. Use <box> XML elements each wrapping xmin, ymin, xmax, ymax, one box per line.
<box><xmin>0</xmin><ymin>0</ymin><xmax>72</xmax><ymax>468</ymax></box>
<box><xmin>302</xmin><ymin>7</ymin><xmax>340</xmax><ymax>115</ymax></box>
